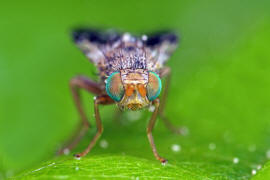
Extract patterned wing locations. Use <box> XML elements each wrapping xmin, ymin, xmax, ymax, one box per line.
<box><xmin>72</xmin><ymin>28</ymin><xmax>121</xmax><ymax>65</ymax></box>
<box><xmin>144</xmin><ymin>31</ymin><xmax>179</xmax><ymax>70</ymax></box>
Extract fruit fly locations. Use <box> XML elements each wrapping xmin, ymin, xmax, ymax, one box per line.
<box><xmin>60</xmin><ymin>29</ymin><xmax>179</xmax><ymax>163</ymax></box>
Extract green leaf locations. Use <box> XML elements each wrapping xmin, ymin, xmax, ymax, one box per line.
<box><xmin>1</xmin><ymin>0</ymin><xmax>270</xmax><ymax>179</ymax></box>
<box><xmin>253</xmin><ymin>161</ymin><xmax>270</xmax><ymax>180</ymax></box>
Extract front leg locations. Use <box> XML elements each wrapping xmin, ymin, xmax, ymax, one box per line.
<box><xmin>147</xmin><ymin>98</ymin><xmax>167</xmax><ymax>163</ymax></box>
<box><xmin>75</xmin><ymin>95</ymin><xmax>114</xmax><ymax>157</ymax></box>
<box><xmin>58</xmin><ymin>76</ymin><xmax>104</xmax><ymax>154</ymax></box>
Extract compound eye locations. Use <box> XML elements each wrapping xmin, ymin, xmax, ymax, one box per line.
<box><xmin>106</xmin><ymin>72</ymin><xmax>124</xmax><ymax>102</ymax></box>
<box><xmin>147</xmin><ymin>71</ymin><xmax>162</xmax><ymax>101</ymax></box>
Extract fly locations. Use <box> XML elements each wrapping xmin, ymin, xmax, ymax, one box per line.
<box><xmin>59</xmin><ymin>28</ymin><xmax>180</xmax><ymax>163</ymax></box>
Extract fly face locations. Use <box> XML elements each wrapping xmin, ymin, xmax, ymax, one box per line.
<box><xmin>105</xmin><ymin>69</ymin><xmax>162</xmax><ymax>110</ymax></box>
<box><xmin>119</xmin><ymin>82</ymin><xmax>149</xmax><ymax>111</ymax></box>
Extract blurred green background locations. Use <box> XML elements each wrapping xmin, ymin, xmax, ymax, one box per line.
<box><xmin>0</xmin><ymin>0</ymin><xmax>270</xmax><ymax>179</ymax></box>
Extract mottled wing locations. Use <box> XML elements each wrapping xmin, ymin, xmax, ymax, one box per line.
<box><xmin>72</xmin><ymin>28</ymin><xmax>121</xmax><ymax>65</ymax></box>
<box><xmin>144</xmin><ymin>31</ymin><xmax>179</xmax><ymax>70</ymax></box>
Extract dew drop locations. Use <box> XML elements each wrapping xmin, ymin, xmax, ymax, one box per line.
<box><xmin>148</xmin><ymin>105</ymin><xmax>155</xmax><ymax>112</ymax></box>
<box><xmin>123</xmin><ymin>33</ymin><xmax>132</xmax><ymax>42</ymax></box>
<box><xmin>171</xmin><ymin>144</ymin><xmax>181</xmax><ymax>152</ymax></box>
<box><xmin>142</xmin><ymin>35</ymin><xmax>148</xmax><ymax>41</ymax></box>
<box><xmin>75</xmin><ymin>167</ymin><xmax>79</xmax><ymax>171</ymax></box>
<box><xmin>233</xmin><ymin>157</ymin><xmax>239</xmax><ymax>164</ymax></box>
<box><xmin>99</xmin><ymin>139</ymin><xmax>109</xmax><ymax>149</ymax></box>
<box><xmin>252</xmin><ymin>169</ymin><xmax>257</xmax><ymax>175</ymax></box>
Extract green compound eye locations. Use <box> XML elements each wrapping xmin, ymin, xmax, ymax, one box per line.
<box><xmin>147</xmin><ymin>71</ymin><xmax>162</xmax><ymax>101</ymax></box>
<box><xmin>105</xmin><ymin>72</ymin><xmax>125</xmax><ymax>102</ymax></box>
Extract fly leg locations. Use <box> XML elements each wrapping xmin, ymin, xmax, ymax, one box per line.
<box><xmin>147</xmin><ymin>98</ymin><xmax>167</xmax><ymax>163</ymax></box>
<box><xmin>159</xmin><ymin>67</ymin><xmax>185</xmax><ymax>134</ymax></box>
<box><xmin>58</xmin><ymin>76</ymin><xmax>104</xmax><ymax>155</ymax></box>
<box><xmin>75</xmin><ymin>95</ymin><xmax>114</xmax><ymax>158</ymax></box>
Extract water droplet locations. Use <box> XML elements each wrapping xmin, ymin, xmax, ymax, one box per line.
<box><xmin>233</xmin><ymin>157</ymin><xmax>239</xmax><ymax>164</ymax></box>
<box><xmin>171</xmin><ymin>144</ymin><xmax>181</xmax><ymax>152</ymax></box>
<box><xmin>75</xmin><ymin>167</ymin><xmax>79</xmax><ymax>171</ymax></box>
<box><xmin>257</xmin><ymin>165</ymin><xmax>262</xmax><ymax>170</ymax></box>
<box><xmin>63</xmin><ymin>148</ymin><xmax>70</xmax><ymax>155</ymax></box>
<box><xmin>123</xmin><ymin>33</ymin><xmax>132</xmax><ymax>42</ymax></box>
<box><xmin>209</xmin><ymin>143</ymin><xmax>216</xmax><ymax>151</ymax></box>
<box><xmin>135</xmin><ymin>177</ymin><xmax>140</xmax><ymax>180</ymax></box>
<box><xmin>142</xmin><ymin>35</ymin><xmax>148</xmax><ymax>41</ymax></box>
<box><xmin>99</xmin><ymin>139</ymin><xmax>109</xmax><ymax>149</ymax></box>
<box><xmin>252</xmin><ymin>169</ymin><xmax>257</xmax><ymax>175</ymax></box>
<box><xmin>148</xmin><ymin>105</ymin><xmax>155</xmax><ymax>112</ymax></box>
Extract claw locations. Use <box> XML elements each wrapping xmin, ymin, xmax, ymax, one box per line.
<box><xmin>161</xmin><ymin>158</ymin><xmax>168</xmax><ymax>165</ymax></box>
<box><xmin>74</xmin><ymin>154</ymin><xmax>81</xmax><ymax>160</ymax></box>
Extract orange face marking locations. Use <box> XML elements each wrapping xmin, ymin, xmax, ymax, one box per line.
<box><xmin>125</xmin><ymin>84</ymin><xmax>135</xmax><ymax>96</ymax></box>
<box><xmin>137</xmin><ymin>84</ymin><xmax>146</xmax><ymax>97</ymax></box>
